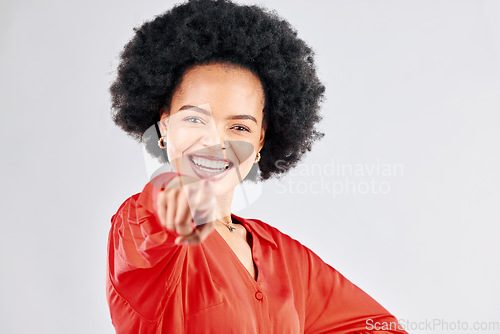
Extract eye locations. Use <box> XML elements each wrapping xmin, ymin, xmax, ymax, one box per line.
<box><xmin>184</xmin><ymin>116</ymin><xmax>205</xmax><ymax>124</ymax></box>
<box><xmin>232</xmin><ymin>125</ymin><xmax>250</xmax><ymax>132</ymax></box>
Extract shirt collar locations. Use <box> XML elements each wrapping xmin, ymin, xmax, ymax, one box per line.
<box><xmin>231</xmin><ymin>213</ymin><xmax>278</xmax><ymax>249</ymax></box>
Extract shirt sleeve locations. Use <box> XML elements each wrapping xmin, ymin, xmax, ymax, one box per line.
<box><xmin>106</xmin><ymin>172</ymin><xmax>184</xmax><ymax>324</ymax></box>
<box><xmin>304</xmin><ymin>248</ymin><xmax>408</xmax><ymax>334</ymax></box>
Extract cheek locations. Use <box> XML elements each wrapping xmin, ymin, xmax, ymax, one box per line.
<box><xmin>233</xmin><ymin>143</ymin><xmax>258</xmax><ymax>177</ymax></box>
<box><xmin>223</xmin><ymin>156</ymin><xmax>254</xmax><ymax>188</ymax></box>
<box><xmin>229</xmin><ymin>140</ymin><xmax>256</xmax><ymax>166</ymax></box>
<box><xmin>166</xmin><ymin>128</ymin><xmax>198</xmax><ymax>159</ymax></box>
<box><xmin>238</xmin><ymin>157</ymin><xmax>254</xmax><ymax>176</ymax></box>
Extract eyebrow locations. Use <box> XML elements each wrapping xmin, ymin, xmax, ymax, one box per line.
<box><xmin>178</xmin><ymin>105</ymin><xmax>257</xmax><ymax>124</ymax></box>
<box><xmin>178</xmin><ymin>105</ymin><xmax>211</xmax><ymax>116</ymax></box>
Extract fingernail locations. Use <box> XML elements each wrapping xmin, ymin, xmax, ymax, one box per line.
<box><xmin>182</xmin><ymin>240</ymin><xmax>191</xmax><ymax>245</ymax></box>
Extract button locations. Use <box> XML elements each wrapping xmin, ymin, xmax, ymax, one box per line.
<box><xmin>255</xmin><ymin>291</ymin><xmax>263</xmax><ymax>300</ymax></box>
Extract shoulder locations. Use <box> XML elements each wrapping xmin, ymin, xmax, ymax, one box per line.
<box><xmin>247</xmin><ymin>218</ymin><xmax>299</xmax><ymax>244</ymax></box>
<box><xmin>110</xmin><ymin>192</ymin><xmax>141</xmax><ymax>223</ymax></box>
<box><xmin>243</xmin><ymin>216</ymin><xmax>320</xmax><ymax>261</ymax></box>
<box><xmin>243</xmin><ymin>216</ymin><xmax>342</xmax><ymax>286</ymax></box>
<box><xmin>112</xmin><ymin>171</ymin><xmax>179</xmax><ymax>222</ymax></box>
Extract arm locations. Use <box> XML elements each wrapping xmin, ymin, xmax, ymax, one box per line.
<box><xmin>304</xmin><ymin>248</ymin><xmax>407</xmax><ymax>334</ymax></box>
<box><xmin>106</xmin><ymin>172</ymin><xmax>184</xmax><ymax>323</ymax></box>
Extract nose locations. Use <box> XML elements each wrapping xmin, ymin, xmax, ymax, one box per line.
<box><xmin>200</xmin><ymin>120</ymin><xmax>227</xmax><ymax>150</ymax></box>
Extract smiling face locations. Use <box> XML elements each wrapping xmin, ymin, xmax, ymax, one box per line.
<box><xmin>159</xmin><ymin>63</ymin><xmax>266</xmax><ymax>198</ymax></box>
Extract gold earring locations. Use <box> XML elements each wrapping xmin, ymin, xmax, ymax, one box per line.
<box><xmin>158</xmin><ymin>136</ymin><xmax>167</xmax><ymax>148</ymax></box>
<box><xmin>254</xmin><ymin>152</ymin><xmax>261</xmax><ymax>163</ymax></box>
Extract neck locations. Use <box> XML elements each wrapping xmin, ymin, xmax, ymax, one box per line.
<box><xmin>214</xmin><ymin>188</ymin><xmax>234</xmax><ymax>222</ymax></box>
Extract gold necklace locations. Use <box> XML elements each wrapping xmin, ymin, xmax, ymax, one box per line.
<box><xmin>216</xmin><ymin>218</ymin><xmax>236</xmax><ymax>232</ymax></box>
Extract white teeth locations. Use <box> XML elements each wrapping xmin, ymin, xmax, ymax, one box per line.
<box><xmin>191</xmin><ymin>156</ymin><xmax>230</xmax><ymax>171</ymax></box>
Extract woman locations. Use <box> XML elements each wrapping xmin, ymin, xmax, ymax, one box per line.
<box><xmin>106</xmin><ymin>0</ymin><xmax>407</xmax><ymax>333</ymax></box>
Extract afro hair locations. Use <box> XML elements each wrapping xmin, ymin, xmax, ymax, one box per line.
<box><xmin>110</xmin><ymin>0</ymin><xmax>325</xmax><ymax>180</ymax></box>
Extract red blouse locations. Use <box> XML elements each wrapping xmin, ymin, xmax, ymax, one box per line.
<box><xmin>106</xmin><ymin>173</ymin><xmax>407</xmax><ymax>333</ymax></box>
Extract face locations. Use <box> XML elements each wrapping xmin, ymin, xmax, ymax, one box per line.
<box><xmin>159</xmin><ymin>63</ymin><xmax>266</xmax><ymax>198</ymax></box>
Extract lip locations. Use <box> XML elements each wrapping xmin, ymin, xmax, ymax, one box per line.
<box><xmin>189</xmin><ymin>153</ymin><xmax>233</xmax><ymax>163</ymax></box>
<box><xmin>188</xmin><ymin>154</ymin><xmax>234</xmax><ymax>181</ymax></box>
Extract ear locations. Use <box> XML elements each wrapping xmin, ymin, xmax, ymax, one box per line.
<box><xmin>158</xmin><ymin>107</ymin><xmax>170</xmax><ymax>136</ymax></box>
<box><xmin>257</xmin><ymin>121</ymin><xmax>266</xmax><ymax>152</ymax></box>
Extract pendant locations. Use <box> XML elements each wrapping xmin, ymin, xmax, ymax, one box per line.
<box><xmin>217</xmin><ymin>218</ymin><xmax>236</xmax><ymax>232</ymax></box>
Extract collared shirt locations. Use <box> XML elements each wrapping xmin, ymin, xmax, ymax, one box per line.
<box><xmin>106</xmin><ymin>173</ymin><xmax>407</xmax><ymax>333</ymax></box>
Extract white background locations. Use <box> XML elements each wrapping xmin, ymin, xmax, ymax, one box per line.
<box><xmin>1</xmin><ymin>0</ymin><xmax>499</xmax><ymax>333</ymax></box>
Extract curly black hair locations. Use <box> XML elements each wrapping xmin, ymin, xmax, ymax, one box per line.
<box><xmin>110</xmin><ymin>0</ymin><xmax>325</xmax><ymax>180</ymax></box>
